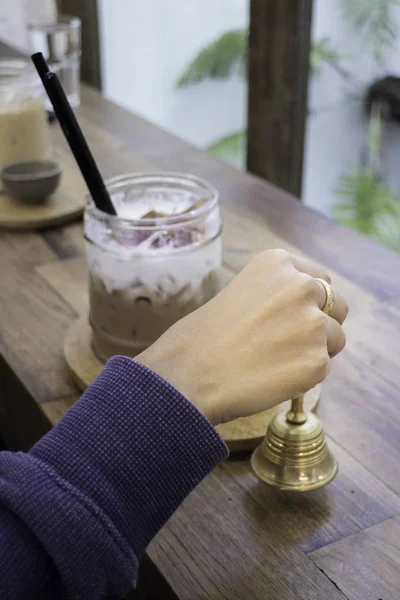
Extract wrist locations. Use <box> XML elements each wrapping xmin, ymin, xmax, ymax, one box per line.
<box><xmin>135</xmin><ymin>324</ymin><xmax>216</xmax><ymax>425</ymax></box>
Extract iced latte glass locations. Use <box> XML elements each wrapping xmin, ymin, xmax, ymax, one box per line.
<box><xmin>0</xmin><ymin>60</ymin><xmax>49</xmax><ymax>168</ymax></box>
<box><xmin>84</xmin><ymin>173</ymin><xmax>222</xmax><ymax>363</ymax></box>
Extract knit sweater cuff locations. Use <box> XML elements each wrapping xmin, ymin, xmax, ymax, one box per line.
<box><xmin>31</xmin><ymin>356</ymin><xmax>228</xmax><ymax>557</ymax></box>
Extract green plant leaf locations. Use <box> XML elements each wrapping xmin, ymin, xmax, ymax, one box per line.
<box><xmin>207</xmin><ymin>130</ymin><xmax>246</xmax><ymax>167</ymax></box>
<box><xmin>334</xmin><ymin>164</ymin><xmax>400</xmax><ymax>250</ymax></box>
<box><xmin>310</xmin><ymin>37</ymin><xmax>347</xmax><ymax>77</ymax></box>
<box><xmin>341</xmin><ymin>0</ymin><xmax>400</xmax><ymax>62</ymax></box>
<box><xmin>375</xmin><ymin>212</ymin><xmax>400</xmax><ymax>251</ymax></box>
<box><xmin>177</xmin><ymin>30</ymin><xmax>247</xmax><ymax>88</ymax></box>
<box><xmin>177</xmin><ymin>29</ymin><xmax>347</xmax><ymax>89</ymax></box>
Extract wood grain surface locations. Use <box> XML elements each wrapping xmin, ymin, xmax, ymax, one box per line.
<box><xmin>309</xmin><ymin>515</ymin><xmax>400</xmax><ymax>600</ymax></box>
<box><xmin>1</xmin><ymin>41</ymin><xmax>400</xmax><ymax>599</ymax></box>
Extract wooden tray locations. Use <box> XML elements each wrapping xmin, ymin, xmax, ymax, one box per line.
<box><xmin>37</xmin><ymin>256</ymin><xmax>321</xmax><ymax>453</ymax></box>
<box><xmin>0</xmin><ymin>152</ymin><xmax>86</xmax><ymax>230</ymax></box>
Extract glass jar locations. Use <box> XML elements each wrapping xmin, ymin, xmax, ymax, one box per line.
<box><xmin>0</xmin><ymin>60</ymin><xmax>49</xmax><ymax>169</ymax></box>
<box><xmin>28</xmin><ymin>15</ymin><xmax>82</xmax><ymax>108</ymax></box>
<box><xmin>84</xmin><ymin>172</ymin><xmax>223</xmax><ymax>363</ymax></box>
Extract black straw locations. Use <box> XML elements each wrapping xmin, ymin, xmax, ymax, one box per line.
<box><xmin>31</xmin><ymin>52</ymin><xmax>116</xmax><ymax>216</ymax></box>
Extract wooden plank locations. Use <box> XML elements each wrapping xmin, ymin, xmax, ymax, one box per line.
<box><xmin>41</xmin><ymin>395</ymin><xmax>79</xmax><ymax>426</ymax></box>
<box><xmin>49</xmin><ymin>114</ymin><xmax>154</xmax><ymax>181</ymax></box>
<box><xmin>37</xmin><ymin>256</ymin><xmax>89</xmax><ymax>316</ymax></box>
<box><xmin>247</xmin><ymin>0</ymin><xmax>313</xmax><ymax>196</ymax></box>
<box><xmin>149</xmin><ymin>466</ymin><xmax>347</xmax><ymax>600</ymax></box>
<box><xmin>309</xmin><ymin>515</ymin><xmax>400</xmax><ymax>600</ymax></box>
<box><xmin>0</xmin><ymin>232</ymin><xmax>78</xmax><ymax>403</ymax></box>
<box><xmin>43</xmin><ymin>221</ymin><xmax>85</xmax><ymax>259</ymax></box>
<box><xmin>343</xmin><ymin>300</ymin><xmax>400</xmax><ymax>391</ymax></box>
<box><xmin>321</xmin><ymin>351</ymin><xmax>400</xmax><ymax>495</ymax></box>
<box><xmin>221</xmin><ymin>438</ymin><xmax>400</xmax><ymax>554</ymax></box>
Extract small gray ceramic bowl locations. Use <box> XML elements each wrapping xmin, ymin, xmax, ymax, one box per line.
<box><xmin>1</xmin><ymin>159</ymin><xmax>62</xmax><ymax>205</ymax></box>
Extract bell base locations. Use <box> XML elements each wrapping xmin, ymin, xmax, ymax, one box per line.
<box><xmin>251</xmin><ymin>411</ymin><xmax>338</xmax><ymax>492</ymax></box>
<box><xmin>251</xmin><ymin>444</ymin><xmax>338</xmax><ymax>492</ymax></box>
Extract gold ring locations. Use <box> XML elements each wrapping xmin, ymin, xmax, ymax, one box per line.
<box><xmin>315</xmin><ymin>278</ymin><xmax>335</xmax><ymax>315</ymax></box>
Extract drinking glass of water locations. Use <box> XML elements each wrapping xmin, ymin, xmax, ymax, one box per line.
<box><xmin>28</xmin><ymin>15</ymin><xmax>81</xmax><ymax>108</ymax></box>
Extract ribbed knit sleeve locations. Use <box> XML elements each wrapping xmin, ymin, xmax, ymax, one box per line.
<box><xmin>0</xmin><ymin>356</ymin><xmax>228</xmax><ymax>599</ymax></box>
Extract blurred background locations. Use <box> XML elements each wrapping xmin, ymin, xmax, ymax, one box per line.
<box><xmin>2</xmin><ymin>0</ymin><xmax>400</xmax><ymax>252</ymax></box>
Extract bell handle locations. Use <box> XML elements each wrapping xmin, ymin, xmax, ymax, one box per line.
<box><xmin>286</xmin><ymin>395</ymin><xmax>307</xmax><ymax>425</ymax></box>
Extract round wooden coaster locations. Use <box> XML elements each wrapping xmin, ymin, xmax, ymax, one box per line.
<box><xmin>0</xmin><ymin>187</ymin><xmax>84</xmax><ymax>231</ymax></box>
<box><xmin>65</xmin><ymin>317</ymin><xmax>321</xmax><ymax>453</ymax></box>
<box><xmin>0</xmin><ymin>153</ymin><xmax>86</xmax><ymax>231</ymax></box>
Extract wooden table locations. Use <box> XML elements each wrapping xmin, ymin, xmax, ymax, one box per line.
<box><xmin>2</xmin><ymin>43</ymin><xmax>400</xmax><ymax>600</ymax></box>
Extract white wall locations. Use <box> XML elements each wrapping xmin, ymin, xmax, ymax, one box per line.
<box><xmin>0</xmin><ymin>0</ymin><xmax>27</xmax><ymax>49</ymax></box>
<box><xmin>0</xmin><ymin>0</ymin><xmax>56</xmax><ymax>51</ymax></box>
<box><xmin>98</xmin><ymin>0</ymin><xmax>248</xmax><ymax>148</ymax></box>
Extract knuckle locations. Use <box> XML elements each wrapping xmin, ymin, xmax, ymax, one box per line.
<box><xmin>310</xmin><ymin>350</ymin><xmax>331</xmax><ymax>382</ymax></box>
<box><xmin>339</xmin><ymin>330</ymin><xmax>347</xmax><ymax>352</ymax></box>
<box><xmin>251</xmin><ymin>248</ymin><xmax>291</xmax><ymax>270</ymax></box>
<box><xmin>268</xmin><ymin>248</ymin><xmax>291</xmax><ymax>264</ymax></box>
<box><xmin>294</xmin><ymin>272</ymin><xmax>317</xmax><ymax>299</ymax></box>
<box><xmin>246</xmin><ymin>252</ymin><xmax>266</xmax><ymax>273</ymax></box>
<box><xmin>310</xmin><ymin>310</ymin><xmax>327</xmax><ymax>335</ymax></box>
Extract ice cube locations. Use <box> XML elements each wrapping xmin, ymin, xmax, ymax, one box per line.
<box><xmin>150</xmin><ymin>228</ymin><xmax>202</xmax><ymax>249</ymax></box>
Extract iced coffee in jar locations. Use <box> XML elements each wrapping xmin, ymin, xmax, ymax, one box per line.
<box><xmin>0</xmin><ymin>60</ymin><xmax>49</xmax><ymax>168</ymax></box>
<box><xmin>84</xmin><ymin>173</ymin><xmax>222</xmax><ymax>363</ymax></box>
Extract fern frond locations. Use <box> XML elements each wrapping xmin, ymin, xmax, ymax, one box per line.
<box><xmin>334</xmin><ymin>164</ymin><xmax>400</xmax><ymax>249</ymax></box>
<box><xmin>341</xmin><ymin>0</ymin><xmax>400</xmax><ymax>62</ymax></box>
<box><xmin>375</xmin><ymin>211</ymin><xmax>400</xmax><ymax>251</ymax></box>
<box><xmin>207</xmin><ymin>130</ymin><xmax>246</xmax><ymax>167</ymax></box>
<box><xmin>178</xmin><ymin>29</ymin><xmax>347</xmax><ymax>89</ymax></box>
<box><xmin>177</xmin><ymin>30</ymin><xmax>247</xmax><ymax>88</ymax></box>
<box><xmin>310</xmin><ymin>38</ymin><xmax>347</xmax><ymax>77</ymax></box>
<box><xmin>207</xmin><ymin>130</ymin><xmax>245</xmax><ymax>155</ymax></box>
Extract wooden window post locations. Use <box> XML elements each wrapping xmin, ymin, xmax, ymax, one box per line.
<box><xmin>247</xmin><ymin>0</ymin><xmax>314</xmax><ymax>198</ymax></box>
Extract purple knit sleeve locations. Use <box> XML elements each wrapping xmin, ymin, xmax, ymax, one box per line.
<box><xmin>0</xmin><ymin>356</ymin><xmax>228</xmax><ymax>598</ymax></box>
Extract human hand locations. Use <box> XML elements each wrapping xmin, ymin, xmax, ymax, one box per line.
<box><xmin>136</xmin><ymin>250</ymin><xmax>348</xmax><ymax>426</ymax></box>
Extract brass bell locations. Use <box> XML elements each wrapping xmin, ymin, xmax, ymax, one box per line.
<box><xmin>251</xmin><ymin>395</ymin><xmax>337</xmax><ymax>492</ymax></box>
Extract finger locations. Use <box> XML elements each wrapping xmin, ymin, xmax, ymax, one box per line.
<box><xmin>314</xmin><ymin>280</ymin><xmax>349</xmax><ymax>325</ymax></box>
<box><xmin>289</xmin><ymin>254</ymin><xmax>349</xmax><ymax>323</ymax></box>
<box><xmin>290</xmin><ymin>254</ymin><xmax>332</xmax><ymax>283</ymax></box>
<box><xmin>288</xmin><ymin>253</ymin><xmax>349</xmax><ymax>324</ymax></box>
<box><xmin>325</xmin><ymin>316</ymin><xmax>346</xmax><ymax>357</ymax></box>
